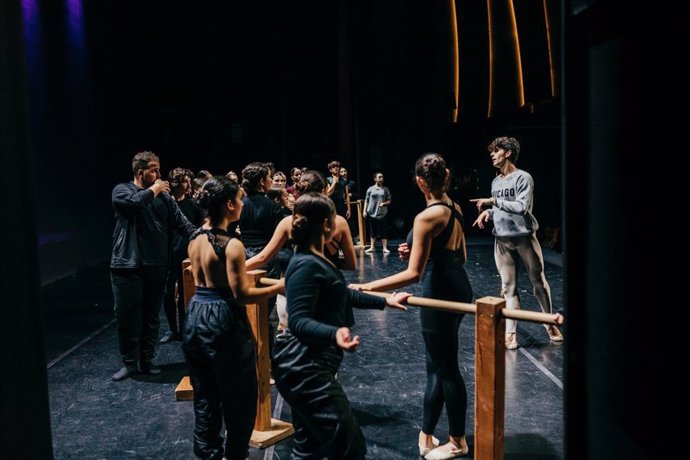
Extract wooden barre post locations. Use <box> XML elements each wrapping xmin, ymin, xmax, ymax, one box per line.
<box><xmin>245</xmin><ymin>270</ymin><xmax>294</xmax><ymax>448</ymax></box>
<box><xmin>356</xmin><ymin>199</ymin><xmax>366</xmax><ymax>249</ymax></box>
<box><xmin>475</xmin><ymin>296</ymin><xmax>506</xmax><ymax>460</ymax></box>
<box><xmin>173</xmin><ymin>260</ymin><xmax>196</xmax><ymax>401</ymax></box>
<box><xmin>245</xmin><ymin>270</ymin><xmax>272</xmax><ymax>430</ymax></box>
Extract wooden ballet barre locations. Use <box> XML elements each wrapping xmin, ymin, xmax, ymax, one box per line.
<box><xmin>502</xmin><ymin>308</ymin><xmax>564</xmax><ymax>325</ymax></box>
<box><xmin>356</xmin><ymin>290</ymin><xmax>476</xmax><ymax>314</ymax></box>
<box><xmin>334</xmin><ymin>288</ymin><xmax>563</xmax><ymax>326</ymax></box>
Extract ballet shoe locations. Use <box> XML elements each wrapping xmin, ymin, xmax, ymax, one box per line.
<box><xmin>418</xmin><ymin>434</ymin><xmax>440</xmax><ymax>456</ymax></box>
<box><xmin>424</xmin><ymin>441</ymin><xmax>469</xmax><ymax>460</ymax></box>
<box><xmin>505</xmin><ymin>332</ymin><xmax>519</xmax><ymax>350</ymax></box>
<box><xmin>545</xmin><ymin>324</ymin><xmax>564</xmax><ymax>342</ymax></box>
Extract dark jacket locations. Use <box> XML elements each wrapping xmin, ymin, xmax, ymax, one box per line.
<box><xmin>110</xmin><ymin>182</ymin><xmax>197</xmax><ymax>269</ymax></box>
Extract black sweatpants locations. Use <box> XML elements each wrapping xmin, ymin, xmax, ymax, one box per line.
<box><xmin>273</xmin><ymin>333</ymin><xmax>366</xmax><ymax>460</ymax></box>
<box><xmin>182</xmin><ymin>288</ymin><xmax>257</xmax><ymax>460</ymax></box>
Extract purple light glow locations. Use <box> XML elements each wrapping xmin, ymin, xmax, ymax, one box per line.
<box><xmin>21</xmin><ymin>0</ymin><xmax>41</xmax><ymax>42</ymax></box>
<box><xmin>66</xmin><ymin>0</ymin><xmax>86</xmax><ymax>53</ymax></box>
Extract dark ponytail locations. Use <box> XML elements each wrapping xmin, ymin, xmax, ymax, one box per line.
<box><xmin>291</xmin><ymin>192</ymin><xmax>335</xmax><ymax>249</ymax></box>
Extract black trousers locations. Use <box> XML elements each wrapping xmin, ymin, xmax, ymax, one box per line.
<box><xmin>163</xmin><ymin>256</ymin><xmax>186</xmax><ymax>335</ymax></box>
<box><xmin>111</xmin><ymin>266</ymin><xmax>167</xmax><ymax>366</ymax></box>
<box><xmin>183</xmin><ymin>288</ymin><xmax>257</xmax><ymax>460</ymax></box>
<box><xmin>273</xmin><ymin>333</ymin><xmax>366</xmax><ymax>460</ymax></box>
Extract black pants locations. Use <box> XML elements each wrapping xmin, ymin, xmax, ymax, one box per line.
<box><xmin>183</xmin><ymin>288</ymin><xmax>257</xmax><ymax>460</ymax></box>
<box><xmin>420</xmin><ymin>259</ymin><xmax>472</xmax><ymax>437</ymax></box>
<box><xmin>111</xmin><ymin>266</ymin><xmax>167</xmax><ymax>366</ymax></box>
<box><xmin>273</xmin><ymin>333</ymin><xmax>366</xmax><ymax>460</ymax></box>
<box><xmin>163</xmin><ymin>257</ymin><xmax>186</xmax><ymax>335</ymax></box>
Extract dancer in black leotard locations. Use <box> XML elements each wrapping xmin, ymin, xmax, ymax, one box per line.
<box><xmin>272</xmin><ymin>192</ymin><xmax>410</xmax><ymax>460</ymax></box>
<box><xmin>351</xmin><ymin>153</ymin><xmax>472</xmax><ymax>460</ymax></box>
<box><xmin>182</xmin><ymin>176</ymin><xmax>284</xmax><ymax>460</ymax></box>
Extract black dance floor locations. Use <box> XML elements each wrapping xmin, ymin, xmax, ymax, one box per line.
<box><xmin>44</xmin><ymin>238</ymin><xmax>564</xmax><ymax>459</ymax></box>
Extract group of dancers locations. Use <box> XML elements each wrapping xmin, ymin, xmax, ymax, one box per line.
<box><xmin>110</xmin><ymin>137</ymin><xmax>563</xmax><ymax>459</ymax></box>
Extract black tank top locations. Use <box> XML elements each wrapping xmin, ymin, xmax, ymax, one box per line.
<box><xmin>190</xmin><ymin>227</ymin><xmax>234</xmax><ymax>263</ymax></box>
<box><xmin>325</xmin><ymin>235</ymin><xmax>343</xmax><ymax>267</ymax></box>
<box><xmin>406</xmin><ymin>202</ymin><xmax>466</xmax><ymax>263</ymax></box>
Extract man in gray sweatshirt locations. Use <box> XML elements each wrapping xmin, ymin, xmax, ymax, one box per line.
<box><xmin>472</xmin><ymin>137</ymin><xmax>563</xmax><ymax>350</ymax></box>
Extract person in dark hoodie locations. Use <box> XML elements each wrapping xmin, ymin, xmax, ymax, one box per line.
<box><xmin>110</xmin><ymin>151</ymin><xmax>196</xmax><ymax>381</ymax></box>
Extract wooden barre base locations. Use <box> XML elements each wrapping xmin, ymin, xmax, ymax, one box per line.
<box><xmin>250</xmin><ymin>419</ymin><xmax>295</xmax><ymax>449</ymax></box>
<box><xmin>175</xmin><ymin>376</ymin><xmax>193</xmax><ymax>401</ymax></box>
<box><xmin>175</xmin><ymin>377</ymin><xmax>294</xmax><ymax>448</ymax></box>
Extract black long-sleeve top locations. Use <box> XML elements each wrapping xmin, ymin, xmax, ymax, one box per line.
<box><xmin>238</xmin><ymin>191</ymin><xmax>285</xmax><ymax>248</ymax></box>
<box><xmin>285</xmin><ymin>250</ymin><xmax>386</xmax><ymax>347</ymax></box>
<box><xmin>171</xmin><ymin>196</ymin><xmax>204</xmax><ymax>261</ymax></box>
<box><xmin>110</xmin><ymin>182</ymin><xmax>197</xmax><ymax>268</ymax></box>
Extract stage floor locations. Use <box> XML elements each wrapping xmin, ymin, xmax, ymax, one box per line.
<box><xmin>44</xmin><ymin>238</ymin><xmax>564</xmax><ymax>459</ymax></box>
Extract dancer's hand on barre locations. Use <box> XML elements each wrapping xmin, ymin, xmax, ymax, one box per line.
<box><xmin>386</xmin><ymin>291</ymin><xmax>411</xmax><ymax>311</ymax></box>
<box><xmin>275</xmin><ymin>278</ymin><xmax>286</xmax><ymax>296</ymax></box>
<box><xmin>336</xmin><ymin>327</ymin><xmax>360</xmax><ymax>352</ymax></box>
<box><xmin>348</xmin><ymin>283</ymin><xmax>369</xmax><ymax>291</ymax></box>
<box><xmin>473</xmin><ymin>211</ymin><xmax>490</xmax><ymax>229</ymax></box>
<box><xmin>397</xmin><ymin>242</ymin><xmax>410</xmax><ymax>260</ymax></box>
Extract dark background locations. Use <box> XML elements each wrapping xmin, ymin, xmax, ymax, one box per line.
<box><xmin>22</xmin><ymin>0</ymin><xmax>562</xmax><ymax>283</ymax></box>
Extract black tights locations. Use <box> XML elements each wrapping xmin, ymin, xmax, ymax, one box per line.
<box><xmin>421</xmin><ymin>314</ymin><xmax>468</xmax><ymax>437</ymax></box>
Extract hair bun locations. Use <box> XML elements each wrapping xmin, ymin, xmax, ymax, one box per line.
<box><xmin>197</xmin><ymin>188</ymin><xmax>212</xmax><ymax>208</ymax></box>
<box><xmin>292</xmin><ymin>214</ymin><xmax>308</xmax><ymax>230</ymax></box>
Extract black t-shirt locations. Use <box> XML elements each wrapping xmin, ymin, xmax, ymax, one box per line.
<box><xmin>327</xmin><ymin>176</ymin><xmax>348</xmax><ymax>205</ymax></box>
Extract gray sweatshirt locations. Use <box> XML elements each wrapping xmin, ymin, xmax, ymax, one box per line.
<box><xmin>364</xmin><ymin>185</ymin><xmax>391</xmax><ymax>219</ymax></box>
<box><xmin>487</xmin><ymin>169</ymin><xmax>539</xmax><ymax>237</ymax></box>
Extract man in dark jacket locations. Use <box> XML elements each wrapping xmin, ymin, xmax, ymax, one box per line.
<box><xmin>110</xmin><ymin>151</ymin><xmax>197</xmax><ymax>381</ymax></box>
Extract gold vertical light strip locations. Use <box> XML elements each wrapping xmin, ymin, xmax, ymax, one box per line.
<box><xmin>450</xmin><ymin>0</ymin><xmax>459</xmax><ymax>122</ymax></box>
<box><xmin>508</xmin><ymin>0</ymin><xmax>525</xmax><ymax>107</ymax></box>
<box><xmin>486</xmin><ymin>0</ymin><xmax>494</xmax><ymax>118</ymax></box>
<box><xmin>543</xmin><ymin>0</ymin><xmax>556</xmax><ymax>97</ymax></box>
